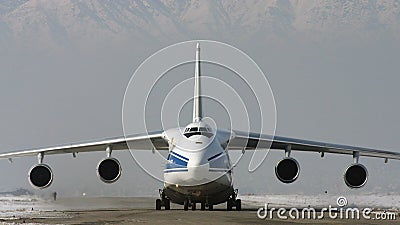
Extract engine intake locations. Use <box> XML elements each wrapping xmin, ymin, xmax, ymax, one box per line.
<box><xmin>29</xmin><ymin>164</ymin><xmax>53</xmax><ymax>189</ymax></box>
<box><xmin>275</xmin><ymin>157</ymin><xmax>300</xmax><ymax>183</ymax></box>
<box><xmin>344</xmin><ymin>163</ymin><xmax>368</xmax><ymax>188</ymax></box>
<box><xmin>97</xmin><ymin>157</ymin><xmax>121</xmax><ymax>183</ymax></box>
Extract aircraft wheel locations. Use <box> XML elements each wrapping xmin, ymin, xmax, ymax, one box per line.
<box><xmin>156</xmin><ymin>199</ymin><xmax>162</xmax><ymax>210</ymax></box>
<box><xmin>227</xmin><ymin>199</ymin><xmax>233</xmax><ymax>211</ymax></box>
<box><xmin>191</xmin><ymin>202</ymin><xmax>196</xmax><ymax>211</ymax></box>
<box><xmin>164</xmin><ymin>199</ymin><xmax>170</xmax><ymax>210</ymax></box>
<box><xmin>201</xmin><ymin>202</ymin><xmax>206</xmax><ymax>210</ymax></box>
<box><xmin>208</xmin><ymin>204</ymin><xmax>213</xmax><ymax>211</ymax></box>
<box><xmin>236</xmin><ymin>199</ymin><xmax>241</xmax><ymax>211</ymax></box>
<box><xmin>184</xmin><ymin>200</ymin><xmax>189</xmax><ymax>211</ymax></box>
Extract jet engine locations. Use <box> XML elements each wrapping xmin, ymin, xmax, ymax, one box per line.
<box><xmin>344</xmin><ymin>163</ymin><xmax>368</xmax><ymax>188</ymax></box>
<box><xmin>275</xmin><ymin>157</ymin><xmax>300</xmax><ymax>183</ymax></box>
<box><xmin>29</xmin><ymin>164</ymin><xmax>53</xmax><ymax>189</ymax></box>
<box><xmin>97</xmin><ymin>157</ymin><xmax>121</xmax><ymax>183</ymax></box>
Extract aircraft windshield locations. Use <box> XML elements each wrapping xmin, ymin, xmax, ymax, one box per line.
<box><xmin>184</xmin><ymin>127</ymin><xmax>213</xmax><ymax>138</ymax></box>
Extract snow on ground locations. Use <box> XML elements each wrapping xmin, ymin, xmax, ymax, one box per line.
<box><xmin>240</xmin><ymin>194</ymin><xmax>400</xmax><ymax>210</ymax></box>
<box><xmin>0</xmin><ymin>195</ymin><xmax>67</xmax><ymax>221</ymax></box>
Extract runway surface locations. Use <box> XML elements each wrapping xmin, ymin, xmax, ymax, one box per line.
<box><xmin>1</xmin><ymin>197</ymin><xmax>399</xmax><ymax>224</ymax></box>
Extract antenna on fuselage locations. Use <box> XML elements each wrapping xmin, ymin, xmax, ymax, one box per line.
<box><xmin>193</xmin><ymin>43</ymin><xmax>202</xmax><ymax>123</ymax></box>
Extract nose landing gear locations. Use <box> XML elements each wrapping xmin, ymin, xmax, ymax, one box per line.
<box><xmin>183</xmin><ymin>199</ymin><xmax>200</xmax><ymax>211</ymax></box>
<box><xmin>183</xmin><ymin>199</ymin><xmax>213</xmax><ymax>211</ymax></box>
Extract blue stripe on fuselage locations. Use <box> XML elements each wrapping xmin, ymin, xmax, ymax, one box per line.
<box><xmin>166</xmin><ymin>151</ymin><xmax>188</xmax><ymax>169</ymax></box>
<box><xmin>165</xmin><ymin>161</ymin><xmax>187</xmax><ymax>169</ymax></box>
<box><xmin>170</xmin><ymin>151</ymin><xmax>189</xmax><ymax>161</ymax></box>
<box><xmin>208</xmin><ymin>152</ymin><xmax>223</xmax><ymax>161</ymax></box>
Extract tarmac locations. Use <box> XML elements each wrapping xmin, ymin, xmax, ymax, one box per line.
<box><xmin>1</xmin><ymin>197</ymin><xmax>399</xmax><ymax>224</ymax></box>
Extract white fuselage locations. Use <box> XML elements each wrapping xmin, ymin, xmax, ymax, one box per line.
<box><xmin>160</xmin><ymin>44</ymin><xmax>235</xmax><ymax>205</ymax></box>
<box><xmin>162</xmin><ymin>126</ymin><xmax>234</xmax><ymax>205</ymax></box>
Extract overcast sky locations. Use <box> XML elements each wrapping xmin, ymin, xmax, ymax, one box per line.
<box><xmin>0</xmin><ymin>0</ymin><xmax>400</xmax><ymax>197</ymax></box>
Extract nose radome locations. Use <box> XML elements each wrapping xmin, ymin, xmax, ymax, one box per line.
<box><xmin>187</xmin><ymin>153</ymin><xmax>209</xmax><ymax>167</ymax></box>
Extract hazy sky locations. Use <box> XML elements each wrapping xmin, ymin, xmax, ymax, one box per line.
<box><xmin>0</xmin><ymin>0</ymin><xmax>400</xmax><ymax>197</ymax></box>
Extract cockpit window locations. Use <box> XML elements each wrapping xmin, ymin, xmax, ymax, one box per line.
<box><xmin>184</xmin><ymin>127</ymin><xmax>213</xmax><ymax>138</ymax></box>
<box><xmin>184</xmin><ymin>132</ymin><xmax>213</xmax><ymax>138</ymax></box>
<box><xmin>199</xmin><ymin>127</ymin><xmax>207</xmax><ymax>132</ymax></box>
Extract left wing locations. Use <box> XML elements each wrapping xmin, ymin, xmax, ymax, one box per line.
<box><xmin>0</xmin><ymin>131</ymin><xmax>168</xmax><ymax>159</ymax></box>
<box><xmin>228</xmin><ymin>130</ymin><xmax>400</xmax><ymax>160</ymax></box>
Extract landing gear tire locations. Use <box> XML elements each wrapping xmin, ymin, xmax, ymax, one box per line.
<box><xmin>184</xmin><ymin>200</ymin><xmax>189</xmax><ymax>211</ymax></box>
<box><xmin>227</xmin><ymin>199</ymin><xmax>233</xmax><ymax>211</ymax></box>
<box><xmin>156</xmin><ymin>199</ymin><xmax>162</xmax><ymax>210</ymax></box>
<box><xmin>164</xmin><ymin>199</ymin><xmax>171</xmax><ymax>210</ymax></box>
<box><xmin>191</xmin><ymin>202</ymin><xmax>196</xmax><ymax>211</ymax></box>
<box><xmin>201</xmin><ymin>203</ymin><xmax>206</xmax><ymax>210</ymax></box>
<box><xmin>208</xmin><ymin>204</ymin><xmax>213</xmax><ymax>211</ymax></box>
<box><xmin>236</xmin><ymin>199</ymin><xmax>241</xmax><ymax>211</ymax></box>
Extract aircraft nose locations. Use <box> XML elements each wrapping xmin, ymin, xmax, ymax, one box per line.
<box><xmin>187</xmin><ymin>152</ymin><xmax>209</xmax><ymax>167</ymax></box>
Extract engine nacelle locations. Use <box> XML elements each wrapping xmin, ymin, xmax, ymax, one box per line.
<box><xmin>275</xmin><ymin>157</ymin><xmax>300</xmax><ymax>183</ymax></box>
<box><xmin>29</xmin><ymin>164</ymin><xmax>53</xmax><ymax>189</ymax></box>
<box><xmin>97</xmin><ymin>157</ymin><xmax>121</xmax><ymax>183</ymax></box>
<box><xmin>344</xmin><ymin>163</ymin><xmax>368</xmax><ymax>188</ymax></box>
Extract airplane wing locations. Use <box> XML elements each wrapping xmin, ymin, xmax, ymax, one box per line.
<box><xmin>0</xmin><ymin>131</ymin><xmax>168</xmax><ymax>159</ymax></box>
<box><xmin>228</xmin><ymin>130</ymin><xmax>400</xmax><ymax>160</ymax></box>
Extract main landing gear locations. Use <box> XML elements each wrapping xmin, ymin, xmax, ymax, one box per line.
<box><xmin>227</xmin><ymin>189</ymin><xmax>241</xmax><ymax>211</ymax></box>
<box><xmin>155</xmin><ymin>189</ymin><xmax>170</xmax><ymax>210</ymax></box>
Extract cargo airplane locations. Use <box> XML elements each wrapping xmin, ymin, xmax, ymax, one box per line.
<box><xmin>1</xmin><ymin>43</ymin><xmax>400</xmax><ymax>211</ymax></box>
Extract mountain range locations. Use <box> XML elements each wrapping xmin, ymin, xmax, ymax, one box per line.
<box><xmin>0</xmin><ymin>0</ymin><xmax>399</xmax><ymax>46</ymax></box>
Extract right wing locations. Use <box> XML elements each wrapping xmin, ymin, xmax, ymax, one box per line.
<box><xmin>0</xmin><ymin>131</ymin><xmax>169</xmax><ymax>159</ymax></box>
<box><xmin>228</xmin><ymin>130</ymin><xmax>400</xmax><ymax>160</ymax></box>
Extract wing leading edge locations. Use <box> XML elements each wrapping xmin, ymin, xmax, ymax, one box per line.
<box><xmin>0</xmin><ymin>131</ymin><xmax>168</xmax><ymax>159</ymax></box>
<box><xmin>229</xmin><ymin>130</ymin><xmax>400</xmax><ymax>160</ymax></box>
